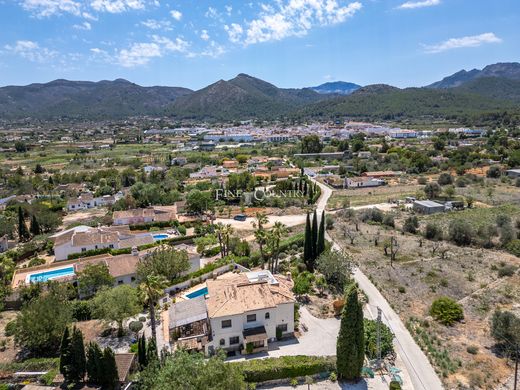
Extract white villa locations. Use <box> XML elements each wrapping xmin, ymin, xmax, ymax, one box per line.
<box><xmin>168</xmin><ymin>270</ymin><xmax>295</xmax><ymax>356</ymax></box>
<box><xmin>52</xmin><ymin>225</ymin><xmax>154</xmax><ymax>261</ymax></box>
<box><xmin>67</xmin><ymin>191</ymin><xmax>123</xmax><ymax>211</ymax></box>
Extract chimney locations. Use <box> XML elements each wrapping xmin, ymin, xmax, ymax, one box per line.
<box><xmin>286</xmin><ymin>272</ymin><xmax>292</xmax><ymax>281</ymax></box>
<box><xmin>131</xmin><ymin>246</ymin><xmax>138</xmax><ymax>256</ymax></box>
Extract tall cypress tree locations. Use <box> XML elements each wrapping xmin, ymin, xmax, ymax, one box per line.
<box><xmin>303</xmin><ymin>213</ymin><xmax>313</xmax><ymax>271</ymax></box>
<box><xmin>17</xmin><ymin>206</ymin><xmax>29</xmax><ymax>241</ymax></box>
<box><xmin>67</xmin><ymin>327</ymin><xmax>86</xmax><ymax>383</ymax></box>
<box><xmin>337</xmin><ymin>284</ymin><xmax>365</xmax><ymax>381</ymax></box>
<box><xmin>86</xmin><ymin>342</ymin><xmax>103</xmax><ymax>384</ymax></box>
<box><xmin>317</xmin><ymin>210</ymin><xmax>326</xmax><ymax>257</ymax></box>
<box><xmin>30</xmin><ymin>215</ymin><xmax>40</xmax><ymax>236</ymax></box>
<box><xmin>59</xmin><ymin>326</ymin><xmax>71</xmax><ymax>376</ymax></box>
<box><xmin>138</xmin><ymin>335</ymin><xmax>148</xmax><ymax>369</ymax></box>
<box><xmin>311</xmin><ymin>209</ymin><xmax>318</xmax><ymax>260</ymax></box>
<box><xmin>308</xmin><ymin>184</ymin><xmax>314</xmax><ymax>205</ymax></box>
<box><xmin>101</xmin><ymin>347</ymin><xmax>119</xmax><ymax>390</ymax></box>
<box><xmin>146</xmin><ymin>337</ymin><xmax>158</xmax><ymax>364</ymax></box>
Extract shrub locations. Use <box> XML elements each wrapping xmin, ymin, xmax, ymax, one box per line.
<box><xmin>448</xmin><ymin>219</ymin><xmax>473</xmax><ymax>246</ymax></box>
<box><xmin>497</xmin><ymin>265</ymin><xmax>517</xmax><ymax>278</ymax></box>
<box><xmin>290</xmin><ymin>378</ymin><xmax>298</xmax><ymax>387</ymax></box>
<box><xmin>139</xmin><ymin>316</ymin><xmax>147</xmax><ymax>322</ymax></box>
<box><xmin>496</xmin><ymin>214</ymin><xmax>511</xmax><ymax>228</ymax></box>
<box><xmin>246</xmin><ymin>342</ymin><xmax>254</xmax><ymax>354</ymax></box>
<box><xmin>389</xmin><ymin>381</ymin><xmax>402</xmax><ymax>390</ymax></box>
<box><xmin>382</xmin><ymin>213</ymin><xmax>395</xmax><ymax>228</ymax></box>
<box><xmin>364</xmin><ymin>319</ymin><xmax>394</xmax><ymax>359</ymax></box>
<box><xmin>425</xmin><ymin>223</ymin><xmax>442</xmax><ymax>240</ymax></box>
<box><xmin>438</xmin><ymin>173</ymin><xmax>453</xmax><ymax>186</ymax></box>
<box><xmin>237</xmin><ymin>356</ymin><xmax>335</xmax><ymax>383</ymax></box>
<box><xmin>4</xmin><ymin>320</ymin><xmax>16</xmax><ymax>337</ymax></box>
<box><xmin>360</xmin><ymin>209</ymin><xmax>384</xmax><ymax>223</ymax></box>
<box><xmin>329</xmin><ymin>372</ymin><xmax>337</xmax><ymax>382</ymax></box>
<box><xmin>403</xmin><ymin>216</ymin><xmax>419</xmax><ymax>234</ymax></box>
<box><xmin>506</xmin><ymin>239</ymin><xmax>520</xmax><ymax>257</ymax></box>
<box><xmin>71</xmin><ymin>300</ymin><xmax>92</xmax><ymax>321</ymax></box>
<box><xmin>430</xmin><ymin>297</ymin><xmax>464</xmax><ymax>325</ymax></box>
<box><xmin>466</xmin><ymin>345</ymin><xmax>479</xmax><ymax>355</ymax></box>
<box><xmin>398</xmin><ymin>286</ymin><xmax>406</xmax><ymax>293</ymax></box>
<box><xmin>487</xmin><ymin>165</ymin><xmax>501</xmax><ymax>178</ymax></box>
<box><xmin>129</xmin><ymin>321</ymin><xmax>144</xmax><ymax>333</ymax></box>
<box><xmin>276</xmin><ymin>327</ymin><xmax>283</xmax><ymax>341</ymax></box>
<box><xmin>417</xmin><ymin>177</ymin><xmax>427</xmax><ymax>185</ymax></box>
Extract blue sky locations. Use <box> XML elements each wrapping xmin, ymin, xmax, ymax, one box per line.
<box><xmin>0</xmin><ymin>0</ymin><xmax>519</xmax><ymax>89</ymax></box>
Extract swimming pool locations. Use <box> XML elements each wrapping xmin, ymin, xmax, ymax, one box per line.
<box><xmin>28</xmin><ymin>267</ymin><xmax>75</xmax><ymax>283</ymax></box>
<box><xmin>185</xmin><ymin>286</ymin><xmax>208</xmax><ymax>299</ymax></box>
<box><xmin>153</xmin><ymin>234</ymin><xmax>169</xmax><ymax>241</ymax></box>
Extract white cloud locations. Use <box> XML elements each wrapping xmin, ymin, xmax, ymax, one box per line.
<box><xmin>205</xmin><ymin>6</ymin><xmax>222</xmax><ymax>21</ymax></box>
<box><xmin>200</xmin><ymin>40</ymin><xmax>226</xmax><ymax>58</ymax></box>
<box><xmin>232</xmin><ymin>0</ymin><xmax>362</xmax><ymax>45</ymax></box>
<box><xmin>116</xmin><ymin>35</ymin><xmax>189</xmax><ymax>67</ymax></box>
<box><xmin>200</xmin><ymin>29</ymin><xmax>210</xmax><ymax>41</ymax></box>
<box><xmin>73</xmin><ymin>21</ymin><xmax>92</xmax><ymax>30</ymax></box>
<box><xmin>4</xmin><ymin>40</ymin><xmax>58</xmax><ymax>62</ymax></box>
<box><xmin>398</xmin><ymin>0</ymin><xmax>440</xmax><ymax>9</ymax></box>
<box><xmin>225</xmin><ymin>5</ymin><xmax>232</xmax><ymax>15</ymax></box>
<box><xmin>423</xmin><ymin>32</ymin><xmax>502</xmax><ymax>53</ymax></box>
<box><xmin>170</xmin><ymin>9</ymin><xmax>182</xmax><ymax>20</ymax></box>
<box><xmin>224</xmin><ymin>23</ymin><xmax>244</xmax><ymax>43</ymax></box>
<box><xmin>20</xmin><ymin>0</ymin><xmax>82</xmax><ymax>17</ymax></box>
<box><xmin>140</xmin><ymin>19</ymin><xmax>172</xmax><ymax>30</ymax></box>
<box><xmin>90</xmin><ymin>0</ymin><xmax>146</xmax><ymax>13</ymax></box>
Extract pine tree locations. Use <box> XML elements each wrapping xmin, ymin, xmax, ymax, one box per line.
<box><xmin>86</xmin><ymin>342</ymin><xmax>103</xmax><ymax>384</ymax></box>
<box><xmin>311</xmin><ymin>209</ymin><xmax>318</xmax><ymax>260</ymax></box>
<box><xmin>317</xmin><ymin>210</ymin><xmax>326</xmax><ymax>257</ymax></box>
<box><xmin>337</xmin><ymin>284</ymin><xmax>365</xmax><ymax>381</ymax></box>
<box><xmin>138</xmin><ymin>334</ymin><xmax>148</xmax><ymax>369</ymax></box>
<box><xmin>67</xmin><ymin>326</ymin><xmax>86</xmax><ymax>383</ymax></box>
<box><xmin>59</xmin><ymin>326</ymin><xmax>71</xmax><ymax>376</ymax></box>
<box><xmin>30</xmin><ymin>215</ymin><xmax>40</xmax><ymax>236</ymax></box>
<box><xmin>101</xmin><ymin>347</ymin><xmax>119</xmax><ymax>390</ymax></box>
<box><xmin>303</xmin><ymin>213</ymin><xmax>313</xmax><ymax>271</ymax></box>
<box><xmin>17</xmin><ymin>206</ymin><xmax>29</xmax><ymax>241</ymax></box>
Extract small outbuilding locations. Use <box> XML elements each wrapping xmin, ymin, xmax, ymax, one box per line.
<box><xmin>413</xmin><ymin>200</ymin><xmax>445</xmax><ymax>214</ymax></box>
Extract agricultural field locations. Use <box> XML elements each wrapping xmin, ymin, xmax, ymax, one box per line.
<box><xmin>327</xmin><ymin>184</ymin><xmax>421</xmax><ymax>208</ymax></box>
<box><xmin>330</xmin><ymin>210</ymin><xmax>520</xmax><ymax>389</ymax></box>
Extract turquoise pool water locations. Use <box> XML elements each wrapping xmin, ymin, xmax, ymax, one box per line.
<box><xmin>29</xmin><ymin>267</ymin><xmax>75</xmax><ymax>283</ymax></box>
<box><xmin>186</xmin><ymin>286</ymin><xmax>208</xmax><ymax>299</ymax></box>
<box><xmin>153</xmin><ymin>234</ymin><xmax>169</xmax><ymax>241</ymax></box>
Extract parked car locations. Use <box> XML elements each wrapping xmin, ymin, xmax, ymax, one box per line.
<box><xmin>233</xmin><ymin>214</ymin><xmax>247</xmax><ymax>221</ymax></box>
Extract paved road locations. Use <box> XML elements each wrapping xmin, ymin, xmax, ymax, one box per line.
<box><xmin>312</xmin><ymin>179</ymin><xmax>444</xmax><ymax>390</ymax></box>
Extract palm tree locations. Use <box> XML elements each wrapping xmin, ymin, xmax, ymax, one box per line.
<box><xmin>271</xmin><ymin>222</ymin><xmax>288</xmax><ymax>273</ymax></box>
<box><xmin>222</xmin><ymin>224</ymin><xmax>234</xmax><ymax>257</ymax></box>
<box><xmin>138</xmin><ymin>274</ymin><xmax>168</xmax><ymax>353</ymax></box>
<box><xmin>252</xmin><ymin>212</ymin><xmax>269</xmax><ymax>268</ymax></box>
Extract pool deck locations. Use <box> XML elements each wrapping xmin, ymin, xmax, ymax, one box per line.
<box><xmin>10</xmin><ymin>253</ymin><xmax>108</xmax><ymax>289</ymax></box>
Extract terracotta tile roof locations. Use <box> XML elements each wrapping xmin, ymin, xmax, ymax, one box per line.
<box><xmin>206</xmin><ymin>274</ymin><xmax>294</xmax><ymax>318</ymax></box>
<box><xmin>113</xmin><ymin>208</ymin><xmax>156</xmax><ymax>220</ymax></box>
<box><xmin>75</xmin><ymin>253</ymin><xmax>140</xmax><ymax>278</ymax></box>
<box><xmin>115</xmin><ymin>353</ymin><xmax>136</xmax><ymax>382</ymax></box>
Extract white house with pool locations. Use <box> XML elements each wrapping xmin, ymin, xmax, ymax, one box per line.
<box><xmin>167</xmin><ymin>270</ymin><xmax>295</xmax><ymax>356</ymax></box>
<box><xmin>52</xmin><ymin>225</ymin><xmax>155</xmax><ymax>261</ymax></box>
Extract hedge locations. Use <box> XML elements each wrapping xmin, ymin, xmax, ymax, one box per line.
<box><xmin>236</xmin><ymin>355</ymin><xmax>336</xmax><ymax>383</ymax></box>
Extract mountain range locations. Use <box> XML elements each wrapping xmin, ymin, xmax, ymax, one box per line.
<box><xmin>310</xmin><ymin>81</ymin><xmax>362</xmax><ymax>95</ymax></box>
<box><xmin>0</xmin><ymin>62</ymin><xmax>519</xmax><ymax>121</ymax></box>
<box><xmin>427</xmin><ymin>62</ymin><xmax>520</xmax><ymax>88</ymax></box>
